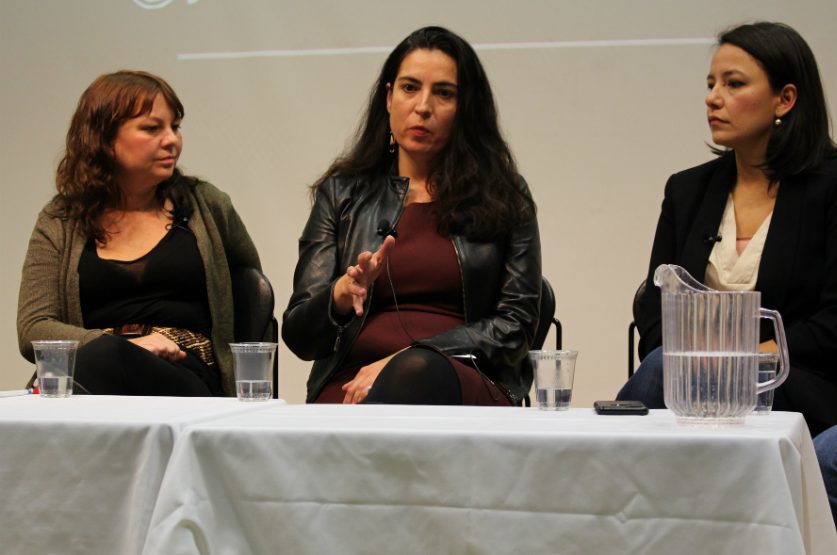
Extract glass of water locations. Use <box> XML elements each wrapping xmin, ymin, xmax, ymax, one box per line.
<box><xmin>230</xmin><ymin>342</ymin><xmax>277</xmax><ymax>401</ymax></box>
<box><xmin>31</xmin><ymin>340</ymin><xmax>79</xmax><ymax>398</ymax></box>
<box><xmin>529</xmin><ymin>350</ymin><xmax>578</xmax><ymax>410</ymax></box>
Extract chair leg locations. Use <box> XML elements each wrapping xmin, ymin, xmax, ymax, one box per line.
<box><xmin>628</xmin><ymin>322</ymin><xmax>637</xmax><ymax>377</ymax></box>
<box><xmin>552</xmin><ymin>318</ymin><xmax>562</xmax><ymax>350</ymax></box>
<box><xmin>271</xmin><ymin>319</ymin><xmax>279</xmax><ymax>399</ymax></box>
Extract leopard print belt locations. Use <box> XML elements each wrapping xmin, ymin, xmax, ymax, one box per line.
<box><xmin>103</xmin><ymin>324</ymin><xmax>216</xmax><ymax>367</ymax></box>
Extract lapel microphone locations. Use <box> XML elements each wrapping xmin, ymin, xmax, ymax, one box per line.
<box><xmin>376</xmin><ymin>219</ymin><xmax>399</xmax><ymax>238</ymax></box>
<box><xmin>703</xmin><ymin>233</ymin><xmax>723</xmax><ymax>244</ymax></box>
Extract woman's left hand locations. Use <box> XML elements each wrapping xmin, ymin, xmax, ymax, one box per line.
<box><xmin>342</xmin><ymin>351</ymin><xmax>400</xmax><ymax>404</ymax></box>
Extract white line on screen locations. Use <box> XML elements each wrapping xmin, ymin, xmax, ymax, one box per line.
<box><xmin>177</xmin><ymin>37</ymin><xmax>715</xmax><ymax>61</ymax></box>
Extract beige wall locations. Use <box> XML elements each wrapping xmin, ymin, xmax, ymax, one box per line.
<box><xmin>2</xmin><ymin>0</ymin><xmax>835</xmax><ymax>404</ymax></box>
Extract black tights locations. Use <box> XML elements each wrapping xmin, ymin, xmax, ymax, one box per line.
<box><xmin>73</xmin><ymin>334</ymin><xmax>222</xmax><ymax>396</ymax></box>
<box><xmin>365</xmin><ymin>347</ymin><xmax>462</xmax><ymax>405</ymax></box>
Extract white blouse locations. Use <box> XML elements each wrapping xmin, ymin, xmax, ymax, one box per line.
<box><xmin>705</xmin><ymin>194</ymin><xmax>773</xmax><ymax>292</ymax></box>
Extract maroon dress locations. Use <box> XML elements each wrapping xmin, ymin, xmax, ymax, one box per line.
<box><xmin>315</xmin><ymin>202</ymin><xmax>511</xmax><ymax>405</ymax></box>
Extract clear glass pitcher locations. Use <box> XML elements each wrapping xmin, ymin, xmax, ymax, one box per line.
<box><xmin>654</xmin><ymin>264</ymin><xmax>790</xmax><ymax>424</ymax></box>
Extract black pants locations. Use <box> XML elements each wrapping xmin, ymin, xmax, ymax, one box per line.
<box><xmin>72</xmin><ymin>334</ymin><xmax>223</xmax><ymax>396</ymax></box>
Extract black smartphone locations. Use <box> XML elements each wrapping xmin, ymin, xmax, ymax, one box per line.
<box><xmin>594</xmin><ymin>400</ymin><xmax>649</xmax><ymax>415</ymax></box>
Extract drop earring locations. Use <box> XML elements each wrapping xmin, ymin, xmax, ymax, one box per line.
<box><xmin>388</xmin><ymin>131</ymin><xmax>397</xmax><ymax>154</ymax></box>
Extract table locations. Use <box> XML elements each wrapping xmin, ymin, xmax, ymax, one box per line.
<box><xmin>143</xmin><ymin>405</ymin><xmax>837</xmax><ymax>554</ymax></box>
<box><xmin>0</xmin><ymin>395</ymin><xmax>284</xmax><ymax>555</ymax></box>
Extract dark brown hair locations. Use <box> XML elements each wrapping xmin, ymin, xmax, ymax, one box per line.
<box><xmin>54</xmin><ymin>70</ymin><xmax>193</xmax><ymax>243</ymax></box>
<box><xmin>713</xmin><ymin>22</ymin><xmax>836</xmax><ymax>179</ymax></box>
<box><xmin>313</xmin><ymin>26</ymin><xmax>535</xmax><ymax>241</ymax></box>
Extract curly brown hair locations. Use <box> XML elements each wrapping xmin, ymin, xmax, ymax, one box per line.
<box><xmin>54</xmin><ymin>70</ymin><xmax>191</xmax><ymax>243</ymax></box>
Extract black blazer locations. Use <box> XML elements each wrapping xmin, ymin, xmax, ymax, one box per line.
<box><xmin>635</xmin><ymin>154</ymin><xmax>837</xmax><ymax>435</ymax></box>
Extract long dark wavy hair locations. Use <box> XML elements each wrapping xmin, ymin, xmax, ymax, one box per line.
<box><xmin>313</xmin><ymin>26</ymin><xmax>535</xmax><ymax>241</ymax></box>
<box><xmin>712</xmin><ymin>22</ymin><xmax>836</xmax><ymax>180</ymax></box>
<box><xmin>54</xmin><ymin>70</ymin><xmax>195</xmax><ymax>243</ymax></box>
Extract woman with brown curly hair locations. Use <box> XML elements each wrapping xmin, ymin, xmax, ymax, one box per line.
<box><xmin>17</xmin><ymin>70</ymin><xmax>261</xmax><ymax>396</ymax></box>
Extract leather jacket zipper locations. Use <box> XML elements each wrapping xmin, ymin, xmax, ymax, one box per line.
<box><xmin>333</xmin><ymin>324</ymin><xmax>345</xmax><ymax>352</ymax></box>
<box><xmin>451</xmin><ymin>236</ymin><xmax>468</xmax><ymax>320</ymax></box>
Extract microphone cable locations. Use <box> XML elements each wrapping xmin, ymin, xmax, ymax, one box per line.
<box><xmin>383</xmin><ymin>243</ymin><xmax>498</xmax><ymax>400</ymax></box>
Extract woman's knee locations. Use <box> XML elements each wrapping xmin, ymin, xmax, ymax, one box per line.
<box><xmin>367</xmin><ymin>347</ymin><xmax>460</xmax><ymax>404</ymax></box>
<box><xmin>616</xmin><ymin>346</ymin><xmax>665</xmax><ymax>407</ymax></box>
<box><xmin>78</xmin><ymin>333</ymin><xmax>157</xmax><ymax>365</ymax></box>
<box><xmin>815</xmin><ymin>426</ymin><xmax>837</xmax><ymax>471</ymax></box>
<box><xmin>381</xmin><ymin>348</ymin><xmax>449</xmax><ymax>380</ymax></box>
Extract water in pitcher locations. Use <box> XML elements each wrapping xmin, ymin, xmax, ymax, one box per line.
<box><xmin>654</xmin><ymin>264</ymin><xmax>790</xmax><ymax>423</ymax></box>
<box><xmin>663</xmin><ymin>351</ymin><xmax>757</xmax><ymax>422</ymax></box>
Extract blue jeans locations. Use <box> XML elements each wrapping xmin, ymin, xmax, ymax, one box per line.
<box><xmin>814</xmin><ymin>426</ymin><xmax>837</xmax><ymax>528</ymax></box>
<box><xmin>615</xmin><ymin>346</ymin><xmax>665</xmax><ymax>408</ymax></box>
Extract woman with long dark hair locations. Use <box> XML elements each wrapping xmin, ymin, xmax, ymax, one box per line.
<box><xmin>618</xmin><ymin>22</ymin><xmax>837</xmax><ymax>437</ymax></box>
<box><xmin>283</xmin><ymin>26</ymin><xmax>541</xmax><ymax>405</ymax></box>
<box><xmin>17</xmin><ymin>70</ymin><xmax>261</xmax><ymax>396</ymax></box>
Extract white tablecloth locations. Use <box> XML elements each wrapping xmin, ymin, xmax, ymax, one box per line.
<box><xmin>0</xmin><ymin>395</ymin><xmax>284</xmax><ymax>555</ymax></box>
<box><xmin>143</xmin><ymin>405</ymin><xmax>836</xmax><ymax>555</ymax></box>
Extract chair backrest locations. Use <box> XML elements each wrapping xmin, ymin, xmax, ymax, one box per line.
<box><xmin>533</xmin><ymin>277</ymin><xmax>561</xmax><ymax>350</ymax></box>
<box><xmin>231</xmin><ymin>267</ymin><xmax>279</xmax><ymax>398</ymax></box>
<box><xmin>522</xmin><ymin>277</ymin><xmax>561</xmax><ymax>407</ymax></box>
<box><xmin>631</xmin><ymin>278</ymin><xmax>648</xmax><ymax>326</ymax></box>
<box><xmin>627</xmin><ymin>278</ymin><xmax>648</xmax><ymax>377</ymax></box>
<box><xmin>231</xmin><ymin>267</ymin><xmax>276</xmax><ymax>343</ymax></box>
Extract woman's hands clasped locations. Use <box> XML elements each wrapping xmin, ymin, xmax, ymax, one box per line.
<box><xmin>333</xmin><ymin>235</ymin><xmax>396</xmax><ymax>317</ymax></box>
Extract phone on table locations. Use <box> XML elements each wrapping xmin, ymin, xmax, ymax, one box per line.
<box><xmin>594</xmin><ymin>400</ymin><xmax>649</xmax><ymax>415</ymax></box>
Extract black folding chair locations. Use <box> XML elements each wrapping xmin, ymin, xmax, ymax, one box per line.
<box><xmin>231</xmin><ymin>267</ymin><xmax>279</xmax><ymax>398</ymax></box>
<box><xmin>627</xmin><ymin>279</ymin><xmax>648</xmax><ymax>377</ymax></box>
<box><xmin>533</xmin><ymin>277</ymin><xmax>562</xmax><ymax>351</ymax></box>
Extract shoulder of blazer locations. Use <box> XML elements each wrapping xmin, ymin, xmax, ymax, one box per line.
<box><xmin>800</xmin><ymin>154</ymin><xmax>837</xmax><ymax>189</ymax></box>
<box><xmin>667</xmin><ymin>157</ymin><xmax>733</xmax><ymax>194</ymax></box>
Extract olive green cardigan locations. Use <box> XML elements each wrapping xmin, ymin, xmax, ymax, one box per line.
<box><xmin>16</xmin><ymin>181</ymin><xmax>261</xmax><ymax>395</ymax></box>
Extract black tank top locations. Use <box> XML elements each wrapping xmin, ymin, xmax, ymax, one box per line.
<box><xmin>79</xmin><ymin>225</ymin><xmax>212</xmax><ymax>337</ymax></box>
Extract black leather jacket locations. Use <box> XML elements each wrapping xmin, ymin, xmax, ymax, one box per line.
<box><xmin>282</xmin><ymin>172</ymin><xmax>542</xmax><ymax>403</ymax></box>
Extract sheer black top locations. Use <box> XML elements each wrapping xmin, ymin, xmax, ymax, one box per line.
<box><xmin>79</xmin><ymin>225</ymin><xmax>212</xmax><ymax>337</ymax></box>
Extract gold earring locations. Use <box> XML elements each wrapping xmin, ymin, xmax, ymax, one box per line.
<box><xmin>774</xmin><ymin>118</ymin><xmax>783</xmax><ymax>127</ymax></box>
<box><xmin>388</xmin><ymin>131</ymin><xmax>397</xmax><ymax>154</ymax></box>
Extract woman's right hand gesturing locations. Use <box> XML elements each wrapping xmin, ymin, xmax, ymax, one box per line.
<box><xmin>333</xmin><ymin>235</ymin><xmax>396</xmax><ymax>317</ymax></box>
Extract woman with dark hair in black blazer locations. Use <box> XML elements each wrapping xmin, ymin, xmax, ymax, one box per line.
<box><xmin>618</xmin><ymin>21</ymin><xmax>837</xmax><ymax>438</ymax></box>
